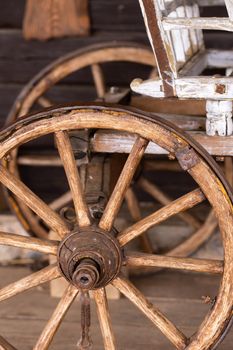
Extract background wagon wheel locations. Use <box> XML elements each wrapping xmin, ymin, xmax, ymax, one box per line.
<box><xmin>5</xmin><ymin>41</ymin><xmax>156</xmax><ymax>240</ymax></box>
<box><xmin>4</xmin><ymin>41</ymin><xmax>216</xmax><ymax>260</ymax></box>
<box><xmin>0</xmin><ymin>105</ymin><xmax>232</xmax><ymax>350</ymax></box>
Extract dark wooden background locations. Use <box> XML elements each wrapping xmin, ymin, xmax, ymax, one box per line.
<box><xmin>0</xmin><ymin>1</ymin><xmax>231</xmax><ymax>128</ymax></box>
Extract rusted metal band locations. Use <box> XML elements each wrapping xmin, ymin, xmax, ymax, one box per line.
<box><xmin>141</xmin><ymin>0</ymin><xmax>175</xmax><ymax>97</ymax></box>
<box><xmin>176</xmin><ymin>146</ymin><xmax>200</xmax><ymax>171</ymax></box>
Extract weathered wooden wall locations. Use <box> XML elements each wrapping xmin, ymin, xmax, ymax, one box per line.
<box><xmin>0</xmin><ymin>1</ymin><xmax>231</xmax><ymax>128</ymax></box>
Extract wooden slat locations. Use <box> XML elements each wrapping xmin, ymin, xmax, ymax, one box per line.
<box><xmin>207</xmin><ymin>49</ymin><xmax>233</xmax><ymax>68</ymax></box>
<box><xmin>163</xmin><ymin>17</ymin><xmax>233</xmax><ymax>32</ymax></box>
<box><xmin>18</xmin><ymin>155</ymin><xmax>62</xmax><ymax>167</ymax></box>
<box><xmin>91</xmin><ymin>130</ymin><xmax>233</xmax><ymax>156</ymax></box>
<box><xmin>200</xmin><ymin>1</ymin><xmax>225</xmax><ymax>5</ymax></box>
<box><xmin>131</xmin><ymin>75</ymin><xmax>233</xmax><ymax>100</ymax></box>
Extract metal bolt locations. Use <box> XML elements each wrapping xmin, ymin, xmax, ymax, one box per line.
<box><xmin>73</xmin><ymin>259</ymin><xmax>100</xmax><ymax>290</ymax></box>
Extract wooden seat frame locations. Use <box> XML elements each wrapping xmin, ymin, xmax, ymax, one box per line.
<box><xmin>132</xmin><ymin>0</ymin><xmax>233</xmax><ymax>136</ymax></box>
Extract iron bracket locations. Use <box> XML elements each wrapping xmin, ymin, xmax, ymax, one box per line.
<box><xmin>176</xmin><ymin>146</ymin><xmax>200</xmax><ymax>171</ymax></box>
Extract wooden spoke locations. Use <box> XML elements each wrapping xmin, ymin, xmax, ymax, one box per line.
<box><xmin>128</xmin><ymin>212</ymin><xmax>218</xmax><ymax>276</ymax></box>
<box><xmin>125</xmin><ymin>187</ymin><xmax>153</xmax><ymax>253</ymax></box>
<box><xmin>0</xmin><ymin>335</ymin><xmax>17</xmax><ymax>350</ymax></box>
<box><xmin>118</xmin><ymin>188</ymin><xmax>205</xmax><ymax>246</ymax></box>
<box><xmin>49</xmin><ymin>191</ymin><xmax>72</xmax><ymax>211</ymax></box>
<box><xmin>0</xmin><ymin>166</ymin><xmax>69</xmax><ymax>238</ymax></box>
<box><xmin>34</xmin><ymin>285</ymin><xmax>78</xmax><ymax>350</ymax></box>
<box><xmin>37</xmin><ymin>96</ymin><xmax>53</xmax><ymax>108</ymax></box>
<box><xmin>55</xmin><ymin>131</ymin><xmax>91</xmax><ymax>227</ymax></box>
<box><xmin>144</xmin><ymin>160</ymin><xmax>181</xmax><ymax>172</ymax></box>
<box><xmin>126</xmin><ymin>252</ymin><xmax>223</xmax><ymax>275</ymax></box>
<box><xmin>99</xmin><ymin>137</ymin><xmax>148</xmax><ymax>231</ymax></box>
<box><xmin>168</xmin><ymin>210</ymin><xmax>218</xmax><ymax>257</ymax></box>
<box><xmin>93</xmin><ymin>288</ymin><xmax>116</xmax><ymax>350</ymax></box>
<box><xmin>11</xmin><ymin>200</ymin><xmax>48</xmax><ymax>239</ymax></box>
<box><xmin>139</xmin><ymin>177</ymin><xmax>201</xmax><ymax>229</ymax></box>
<box><xmin>18</xmin><ymin>155</ymin><xmax>62</xmax><ymax>167</ymax></box>
<box><xmin>0</xmin><ymin>232</ymin><xmax>58</xmax><ymax>255</ymax></box>
<box><xmin>0</xmin><ymin>264</ymin><xmax>60</xmax><ymax>303</ymax></box>
<box><xmin>91</xmin><ymin>64</ymin><xmax>106</xmax><ymax>98</ymax></box>
<box><xmin>149</xmin><ymin>67</ymin><xmax>158</xmax><ymax>79</ymax></box>
<box><xmin>112</xmin><ymin>276</ymin><xmax>187</xmax><ymax>349</ymax></box>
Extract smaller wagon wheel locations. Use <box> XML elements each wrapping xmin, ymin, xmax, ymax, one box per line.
<box><xmin>5</xmin><ymin>41</ymin><xmax>155</xmax><ymax>240</ymax></box>
<box><xmin>0</xmin><ymin>105</ymin><xmax>232</xmax><ymax>349</ymax></box>
<box><xmin>7</xmin><ymin>41</ymin><xmax>156</xmax><ymax>123</ymax></box>
<box><xmin>4</xmin><ymin>42</ymin><xmax>216</xmax><ymax>260</ymax></box>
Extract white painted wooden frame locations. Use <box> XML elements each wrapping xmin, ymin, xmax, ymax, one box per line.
<box><xmin>199</xmin><ymin>0</ymin><xmax>225</xmax><ymax>5</ymax></box>
<box><xmin>133</xmin><ymin>0</ymin><xmax>233</xmax><ymax>100</ymax></box>
<box><xmin>133</xmin><ymin>0</ymin><xmax>233</xmax><ymax>136</ymax></box>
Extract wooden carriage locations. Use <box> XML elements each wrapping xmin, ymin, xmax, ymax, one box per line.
<box><xmin>0</xmin><ymin>1</ymin><xmax>232</xmax><ymax>349</ymax></box>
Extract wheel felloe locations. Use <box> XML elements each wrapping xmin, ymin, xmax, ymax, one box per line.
<box><xmin>57</xmin><ymin>226</ymin><xmax>123</xmax><ymax>290</ymax></box>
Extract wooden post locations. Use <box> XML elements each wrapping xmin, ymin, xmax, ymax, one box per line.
<box><xmin>225</xmin><ymin>0</ymin><xmax>233</xmax><ymax>20</ymax></box>
<box><xmin>206</xmin><ymin>100</ymin><xmax>233</xmax><ymax>136</ymax></box>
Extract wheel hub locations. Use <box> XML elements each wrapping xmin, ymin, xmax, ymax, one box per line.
<box><xmin>57</xmin><ymin>226</ymin><xmax>123</xmax><ymax>290</ymax></box>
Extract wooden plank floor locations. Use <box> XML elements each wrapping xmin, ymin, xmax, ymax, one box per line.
<box><xmin>0</xmin><ymin>266</ymin><xmax>232</xmax><ymax>349</ymax></box>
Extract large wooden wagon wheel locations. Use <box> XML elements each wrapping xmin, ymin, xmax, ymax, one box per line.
<box><xmin>0</xmin><ymin>105</ymin><xmax>232</xmax><ymax>349</ymax></box>
<box><xmin>4</xmin><ymin>42</ymin><xmax>217</xmax><ymax>260</ymax></box>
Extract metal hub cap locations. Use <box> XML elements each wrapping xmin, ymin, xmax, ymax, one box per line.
<box><xmin>57</xmin><ymin>226</ymin><xmax>123</xmax><ymax>290</ymax></box>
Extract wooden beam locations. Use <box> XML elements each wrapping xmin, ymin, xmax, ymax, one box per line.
<box><xmin>91</xmin><ymin>130</ymin><xmax>233</xmax><ymax>156</ymax></box>
<box><xmin>207</xmin><ymin>49</ymin><xmax>233</xmax><ymax>68</ymax></box>
<box><xmin>163</xmin><ymin>17</ymin><xmax>233</xmax><ymax>32</ymax></box>
<box><xmin>131</xmin><ymin>76</ymin><xmax>233</xmax><ymax>100</ymax></box>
